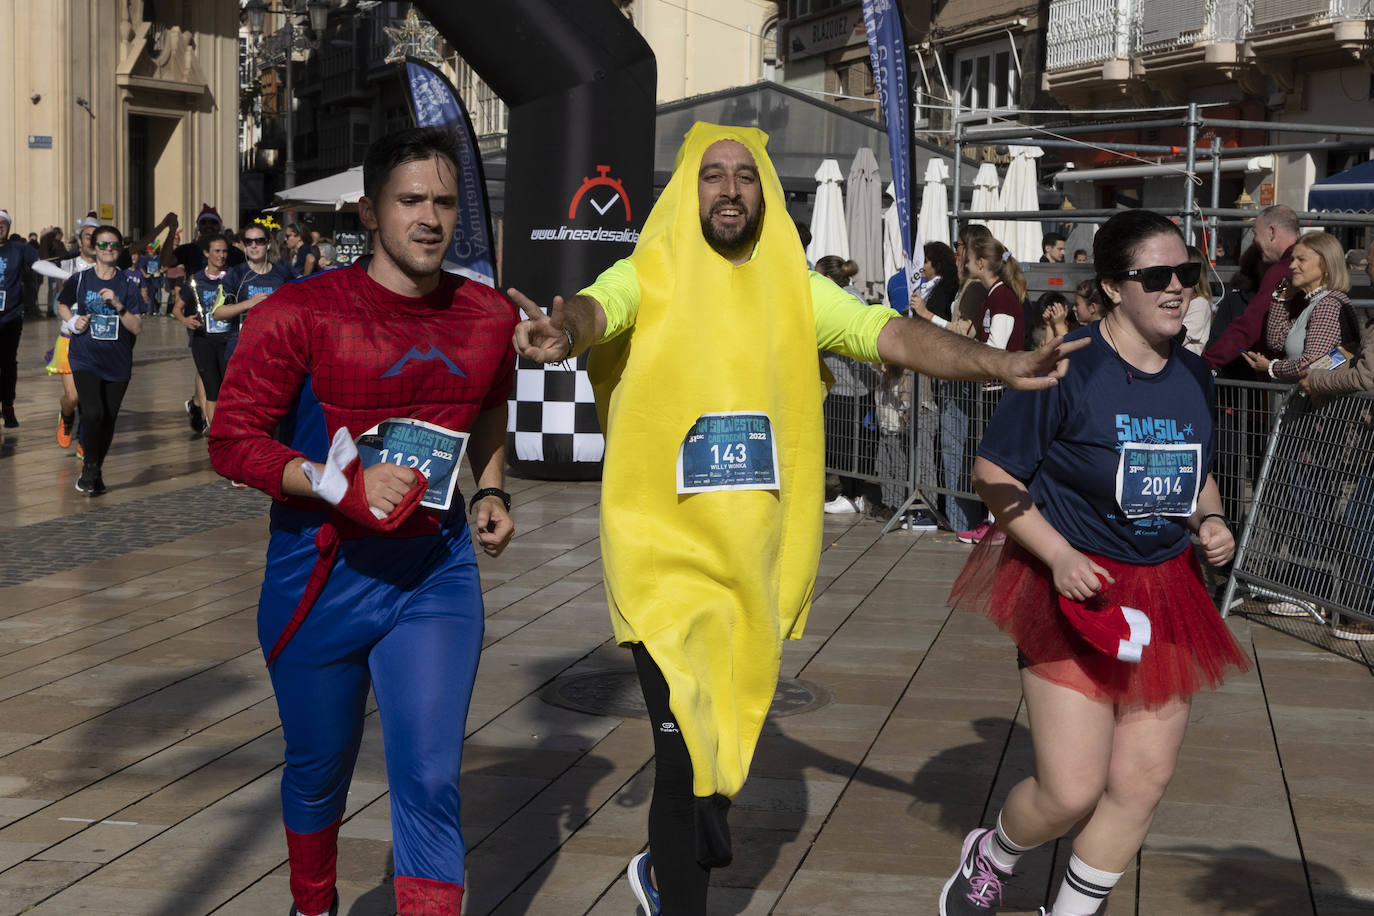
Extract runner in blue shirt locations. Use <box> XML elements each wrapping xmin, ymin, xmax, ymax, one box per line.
<box><xmin>177</xmin><ymin>233</ymin><xmax>237</xmax><ymax>432</ymax></box>
<box><xmin>0</xmin><ymin>209</ymin><xmax>72</xmax><ymax>426</ymax></box>
<box><xmin>939</xmin><ymin>209</ymin><xmax>1249</xmax><ymax>916</ymax></box>
<box><xmin>217</xmin><ymin>221</ymin><xmax>296</xmax><ymax>363</ymax></box>
<box><xmin>56</xmin><ymin>225</ymin><xmax>146</xmax><ymax>495</ymax></box>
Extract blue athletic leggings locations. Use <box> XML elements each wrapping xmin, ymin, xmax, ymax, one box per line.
<box><xmin>258</xmin><ymin>519</ymin><xmax>484</xmax><ymax>885</ymax></box>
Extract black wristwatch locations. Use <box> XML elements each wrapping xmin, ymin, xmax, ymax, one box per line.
<box><xmin>115</xmin><ymin>306</ymin><xmax>127</xmax><ymax>316</ymax></box>
<box><xmin>468</xmin><ymin>487</ymin><xmax>511</xmax><ymax>512</ymax></box>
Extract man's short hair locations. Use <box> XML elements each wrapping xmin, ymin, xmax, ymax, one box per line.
<box><xmin>363</xmin><ymin>126</ymin><xmax>461</xmax><ymax>201</ymax></box>
<box><xmin>199</xmin><ymin>231</ymin><xmax>231</xmax><ymax>253</ymax></box>
<box><xmin>1257</xmin><ymin>205</ymin><xmax>1299</xmax><ymax>237</ymax></box>
<box><xmin>1042</xmin><ymin>231</ymin><xmax>1065</xmax><ymax>250</ymax></box>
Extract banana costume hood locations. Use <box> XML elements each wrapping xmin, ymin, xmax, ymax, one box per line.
<box><xmin>588</xmin><ymin>122</ymin><xmax>825</xmax><ymax>799</ymax></box>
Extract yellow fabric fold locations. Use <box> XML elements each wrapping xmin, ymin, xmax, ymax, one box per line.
<box><xmin>588</xmin><ymin>121</ymin><xmax>825</xmax><ymax>799</ymax></box>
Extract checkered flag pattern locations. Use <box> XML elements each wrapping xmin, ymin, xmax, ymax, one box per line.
<box><xmin>509</xmin><ymin>353</ymin><xmax>605</xmax><ymax>465</ymax></box>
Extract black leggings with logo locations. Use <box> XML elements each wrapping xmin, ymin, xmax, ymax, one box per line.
<box><xmin>632</xmin><ymin>643</ymin><xmax>732</xmax><ymax>916</ymax></box>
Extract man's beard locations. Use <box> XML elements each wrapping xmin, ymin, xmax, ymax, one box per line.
<box><xmin>377</xmin><ymin>228</ymin><xmax>448</xmax><ymax>282</ymax></box>
<box><xmin>701</xmin><ymin>199</ymin><xmax>763</xmax><ymax>259</ymax></box>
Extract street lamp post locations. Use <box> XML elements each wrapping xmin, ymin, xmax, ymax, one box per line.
<box><xmin>246</xmin><ymin>0</ymin><xmax>330</xmax><ymax>192</ymax></box>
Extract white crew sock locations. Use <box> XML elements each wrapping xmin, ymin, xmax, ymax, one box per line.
<box><xmin>985</xmin><ymin>810</ymin><xmax>1036</xmax><ymax>873</ymax></box>
<box><xmin>1051</xmin><ymin>852</ymin><xmax>1123</xmax><ymax>915</ymax></box>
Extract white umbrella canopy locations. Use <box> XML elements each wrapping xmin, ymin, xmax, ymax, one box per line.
<box><xmin>845</xmin><ymin>147</ymin><xmax>884</xmax><ymax>299</ymax></box>
<box><xmin>1001</xmin><ymin>145</ymin><xmax>1045</xmax><ymax>263</ymax></box>
<box><xmin>969</xmin><ymin>162</ymin><xmax>1003</xmax><ymax>242</ymax></box>
<box><xmin>271</xmin><ymin>166</ymin><xmax>365</xmax><ymax>212</ymax></box>
<box><xmin>882</xmin><ymin>180</ymin><xmax>903</xmax><ymax>294</ymax></box>
<box><xmin>917</xmin><ymin>157</ymin><xmax>951</xmax><ymax>247</ymax></box>
<box><xmin>807</xmin><ymin>158</ymin><xmax>848</xmax><ymax>264</ymax></box>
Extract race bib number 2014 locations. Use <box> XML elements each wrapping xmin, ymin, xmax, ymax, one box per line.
<box><xmin>677</xmin><ymin>411</ymin><xmax>779</xmax><ymax>494</ymax></box>
<box><xmin>1115</xmin><ymin>442</ymin><xmax>1202</xmax><ymax>518</ymax></box>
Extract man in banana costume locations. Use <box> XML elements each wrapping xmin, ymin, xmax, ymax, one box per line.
<box><xmin>511</xmin><ymin>122</ymin><xmax>1083</xmax><ymax>915</ymax></box>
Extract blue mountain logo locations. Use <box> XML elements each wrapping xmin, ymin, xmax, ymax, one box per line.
<box><xmin>382</xmin><ymin>345</ymin><xmax>466</xmax><ymax>378</ymax></box>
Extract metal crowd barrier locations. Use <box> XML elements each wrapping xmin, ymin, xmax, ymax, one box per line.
<box><xmin>824</xmin><ymin>370</ymin><xmax>1374</xmax><ymax>633</ymax></box>
<box><xmin>1222</xmin><ymin>388</ymin><xmax>1374</xmax><ymax>626</ymax></box>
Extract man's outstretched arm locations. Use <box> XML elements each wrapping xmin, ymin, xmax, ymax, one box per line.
<box><xmin>509</xmin><ymin>289</ymin><xmax>608</xmax><ymax>363</ymax></box>
<box><xmin>875</xmin><ymin>316</ymin><xmax>1088</xmax><ymax>392</ymax></box>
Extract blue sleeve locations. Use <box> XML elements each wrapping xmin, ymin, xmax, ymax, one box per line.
<box><xmin>976</xmin><ymin>385</ymin><xmax>1066</xmax><ymax>484</ymax></box>
<box><xmin>20</xmin><ymin>244</ymin><xmax>38</xmax><ymax>269</ymax></box>
<box><xmin>58</xmin><ymin>275</ymin><xmax>78</xmax><ymax>306</ymax></box>
<box><xmin>122</xmin><ymin>276</ymin><xmax>146</xmax><ymax>314</ymax></box>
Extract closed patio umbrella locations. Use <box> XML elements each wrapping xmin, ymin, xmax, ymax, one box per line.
<box><xmin>807</xmin><ymin>158</ymin><xmax>848</xmax><ymax>263</ymax></box>
<box><xmin>846</xmin><ymin>147</ymin><xmax>883</xmax><ymax>300</ymax></box>
<box><xmin>1000</xmin><ymin>145</ymin><xmax>1045</xmax><ymax>262</ymax></box>
<box><xmin>917</xmin><ymin>157</ymin><xmax>951</xmax><ymax>247</ymax></box>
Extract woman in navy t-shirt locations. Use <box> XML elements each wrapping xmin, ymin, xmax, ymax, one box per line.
<box><xmin>938</xmin><ymin>210</ymin><xmax>1248</xmax><ymax>916</ymax></box>
<box><xmin>56</xmin><ymin>226</ymin><xmax>146</xmax><ymax>496</ymax></box>
<box><xmin>216</xmin><ymin>223</ymin><xmax>296</xmax><ymax>363</ymax></box>
<box><xmin>283</xmin><ymin>222</ymin><xmax>318</xmax><ymax>277</ymax></box>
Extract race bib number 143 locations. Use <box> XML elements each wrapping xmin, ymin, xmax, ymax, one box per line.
<box><xmin>677</xmin><ymin>411</ymin><xmax>779</xmax><ymax>494</ymax></box>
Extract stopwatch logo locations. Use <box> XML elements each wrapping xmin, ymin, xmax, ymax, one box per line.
<box><xmin>567</xmin><ymin>165</ymin><xmax>632</xmax><ymax>222</ymax></box>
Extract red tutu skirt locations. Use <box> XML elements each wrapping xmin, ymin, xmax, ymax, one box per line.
<box><xmin>948</xmin><ymin>530</ymin><xmax>1249</xmax><ymax>707</ymax></box>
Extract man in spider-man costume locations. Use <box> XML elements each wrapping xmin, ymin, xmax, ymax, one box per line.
<box><xmin>209</xmin><ymin>127</ymin><xmax>518</xmax><ymax>916</ymax></box>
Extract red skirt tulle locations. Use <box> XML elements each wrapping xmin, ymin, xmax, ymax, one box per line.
<box><xmin>948</xmin><ymin>530</ymin><xmax>1250</xmax><ymax>708</ymax></box>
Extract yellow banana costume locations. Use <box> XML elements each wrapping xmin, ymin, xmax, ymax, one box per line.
<box><xmin>588</xmin><ymin>122</ymin><xmax>825</xmax><ymax>799</ymax></box>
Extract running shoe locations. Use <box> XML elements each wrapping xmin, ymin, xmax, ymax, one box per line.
<box><xmin>56</xmin><ymin>412</ymin><xmax>75</xmax><ymax>449</ymax></box>
<box><xmin>628</xmin><ymin>852</ymin><xmax>661</xmax><ymax>916</ymax></box>
<box><xmin>2</xmin><ymin>403</ymin><xmax>16</xmax><ymax>428</ymax></box>
<box><xmin>902</xmin><ymin>509</ymin><xmax>940</xmax><ymax>531</ymax></box>
<box><xmin>940</xmin><ymin>828</ymin><xmax>1010</xmax><ymax>915</ymax></box>
<box><xmin>823</xmin><ymin>495</ymin><xmax>858</xmax><ymax>514</ymax></box>
<box><xmin>1332</xmin><ymin>621</ymin><xmax>1374</xmax><ymax>641</ymax></box>
<box><xmin>185</xmin><ymin>397</ymin><xmax>205</xmax><ymax>433</ymax></box>
<box><xmin>75</xmin><ymin>464</ymin><xmax>97</xmax><ymax>495</ymax></box>
<box><xmin>957</xmin><ymin>522</ymin><xmax>992</xmax><ymax>544</ymax></box>
<box><xmin>288</xmin><ymin>891</ymin><xmax>338</xmax><ymax>916</ymax></box>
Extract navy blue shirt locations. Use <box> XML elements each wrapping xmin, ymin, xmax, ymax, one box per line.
<box><xmin>977</xmin><ymin>323</ymin><xmax>1216</xmax><ymax>564</ymax></box>
<box><xmin>58</xmin><ymin>270</ymin><xmax>146</xmax><ymax>381</ymax></box>
<box><xmin>293</xmin><ymin>243</ymin><xmax>319</xmax><ymax>276</ymax></box>
<box><xmin>179</xmin><ymin>269</ymin><xmax>236</xmax><ymax>336</ymax></box>
<box><xmin>224</xmin><ymin>261</ymin><xmax>295</xmax><ymax>338</ymax></box>
<box><xmin>0</xmin><ymin>240</ymin><xmax>40</xmax><ymax>325</ymax></box>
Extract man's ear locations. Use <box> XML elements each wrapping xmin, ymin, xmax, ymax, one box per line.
<box><xmin>358</xmin><ymin>196</ymin><xmax>378</xmax><ymax>231</ymax></box>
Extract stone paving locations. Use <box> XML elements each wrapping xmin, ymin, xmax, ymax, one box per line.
<box><xmin>1</xmin><ymin>317</ymin><xmax>1372</xmax><ymax>915</ymax></box>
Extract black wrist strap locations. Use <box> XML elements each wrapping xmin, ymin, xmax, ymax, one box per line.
<box><xmin>469</xmin><ymin>487</ymin><xmax>511</xmax><ymax>512</ymax></box>
<box><xmin>1199</xmin><ymin>512</ymin><xmax>1227</xmax><ymax>528</ymax></box>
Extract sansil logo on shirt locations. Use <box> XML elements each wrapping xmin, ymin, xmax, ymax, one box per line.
<box><xmin>1114</xmin><ymin>414</ymin><xmax>1191</xmax><ymax>445</ymax></box>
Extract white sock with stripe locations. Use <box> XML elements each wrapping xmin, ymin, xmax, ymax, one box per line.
<box><xmin>1050</xmin><ymin>853</ymin><xmax>1122</xmax><ymax>915</ymax></box>
<box><xmin>984</xmin><ymin>810</ymin><xmax>1036</xmax><ymax>873</ymax></box>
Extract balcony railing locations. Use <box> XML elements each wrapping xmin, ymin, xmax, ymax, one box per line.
<box><xmin>1137</xmin><ymin>0</ymin><xmax>1252</xmax><ymax>53</ymax></box>
<box><xmin>1046</xmin><ymin>0</ymin><xmax>1136</xmax><ymax>71</ymax></box>
<box><xmin>1251</xmin><ymin>0</ymin><xmax>1371</xmax><ymax>32</ymax></box>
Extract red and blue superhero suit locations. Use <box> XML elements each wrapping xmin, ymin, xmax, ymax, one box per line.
<box><xmin>208</xmin><ymin>262</ymin><xmax>518</xmax><ymax>915</ymax></box>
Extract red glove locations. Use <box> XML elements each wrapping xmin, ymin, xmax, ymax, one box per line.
<box><xmin>1057</xmin><ymin>577</ymin><xmax>1152</xmax><ymax>663</ymax></box>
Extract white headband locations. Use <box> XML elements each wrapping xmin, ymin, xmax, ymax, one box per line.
<box><xmin>0</xmin><ymin>210</ymin><xmax>10</xmax><ymax>225</ymax></box>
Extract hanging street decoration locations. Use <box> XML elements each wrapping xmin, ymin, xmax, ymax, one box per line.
<box><xmin>384</xmin><ymin>8</ymin><xmax>443</xmax><ymax>65</ymax></box>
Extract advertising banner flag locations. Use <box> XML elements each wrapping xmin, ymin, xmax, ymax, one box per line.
<box><xmin>402</xmin><ymin>57</ymin><xmax>497</xmax><ymax>287</ymax></box>
<box><xmin>860</xmin><ymin>1</ymin><xmax>917</xmax><ymax>287</ymax></box>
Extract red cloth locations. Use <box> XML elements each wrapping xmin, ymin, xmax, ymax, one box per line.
<box><xmin>1056</xmin><ymin>578</ymin><xmax>1151</xmax><ymax>663</ymax></box>
<box><xmin>285</xmin><ymin>818</ymin><xmax>340</xmax><ymax>916</ymax></box>
<box><xmin>264</xmin><ymin>454</ymin><xmax>434</xmax><ymax>666</ymax></box>
<box><xmin>977</xmin><ymin>281</ymin><xmax>1025</xmax><ymax>349</ymax></box>
<box><xmin>949</xmin><ymin>533</ymin><xmax>1249</xmax><ymax>707</ymax></box>
<box><xmin>1204</xmin><ymin>247</ymin><xmax>1293</xmax><ymax>369</ymax></box>
<box><xmin>207</xmin><ymin>263</ymin><xmax>518</xmax><ymax>499</ymax></box>
<box><xmin>394</xmin><ymin>874</ymin><xmax>464</xmax><ymax>915</ymax></box>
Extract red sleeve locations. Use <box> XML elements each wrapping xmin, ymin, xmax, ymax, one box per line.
<box><xmin>479</xmin><ymin>290</ymin><xmax>519</xmax><ymax>410</ymax></box>
<box><xmin>207</xmin><ymin>290</ymin><xmax>312</xmax><ymax>499</ymax></box>
<box><xmin>1204</xmin><ymin>258</ymin><xmax>1289</xmax><ymax>368</ymax></box>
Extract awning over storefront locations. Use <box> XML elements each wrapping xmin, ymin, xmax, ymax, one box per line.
<box><xmin>271</xmin><ymin>166</ymin><xmax>365</xmax><ymax>212</ymax></box>
<box><xmin>1308</xmin><ymin>159</ymin><xmax>1374</xmax><ymax>212</ymax></box>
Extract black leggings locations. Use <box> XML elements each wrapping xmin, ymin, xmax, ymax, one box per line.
<box><xmin>0</xmin><ymin>319</ymin><xmax>21</xmax><ymax>406</ymax></box>
<box><xmin>633</xmin><ymin>644</ymin><xmax>732</xmax><ymax>916</ymax></box>
<box><xmin>71</xmin><ymin>371</ymin><xmax>130</xmax><ymax>467</ymax></box>
<box><xmin>189</xmin><ymin>333</ymin><xmax>229</xmax><ymax>401</ymax></box>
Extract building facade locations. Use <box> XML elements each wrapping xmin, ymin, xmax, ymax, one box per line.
<box><xmin>0</xmin><ymin>0</ymin><xmax>240</xmax><ymax>240</ymax></box>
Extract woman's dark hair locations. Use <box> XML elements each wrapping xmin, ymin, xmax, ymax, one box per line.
<box><xmin>1093</xmin><ymin>209</ymin><xmax>1183</xmax><ymax>280</ymax></box>
<box><xmin>1093</xmin><ymin>209</ymin><xmax>1184</xmax><ymax>309</ymax></box>
<box><xmin>815</xmin><ymin>255</ymin><xmax>858</xmax><ymax>285</ymax></box>
<box><xmin>93</xmin><ymin>225</ymin><xmax>123</xmax><ymax>245</ymax></box>
<box><xmin>362</xmin><ymin>126</ymin><xmax>461</xmax><ymax>201</ymax></box>
<box><xmin>1231</xmin><ymin>242</ymin><xmax>1265</xmax><ymax>295</ymax></box>
<box><xmin>924</xmin><ymin>240</ymin><xmax>957</xmax><ymax>277</ymax></box>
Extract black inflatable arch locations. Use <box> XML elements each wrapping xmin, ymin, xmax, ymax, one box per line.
<box><xmin>414</xmin><ymin>0</ymin><xmax>656</xmax><ymax>479</ymax></box>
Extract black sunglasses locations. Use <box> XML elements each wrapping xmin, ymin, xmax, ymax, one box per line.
<box><xmin>244</xmin><ymin>236</ymin><xmax>269</xmax><ymax>244</ymax></box>
<box><xmin>1117</xmin><ymin>262</ymin><xmax>1201</xmax><ymax>292</ymax></box>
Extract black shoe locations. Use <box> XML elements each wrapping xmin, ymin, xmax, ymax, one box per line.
<box><xmin>288</xmin><ymin>890</ymin><xmax>339</xmax><ymax>916</ymax></box>
<box><xmin>902</xmin><ymin>509</ymin><xmax>940</xmax><ymax>531</ymax></box>
<box><xmin>185</xmin><ymin>397</ymin><xmax>204</xmax><ymax>433</ymax></box>
<box><xmin>2</xmin><ymin>403</ymin><xmax>17</xmax><ymax>428</ymax></box>
<box><xmin>75</xmin><ymin>463</ymin><xmax>98</xmax><ymax>495</ymax></box>
<box><xmin>92</xmin><ymin>471</ymin><xmax>107</xmax><ymax>496</ymax></box>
